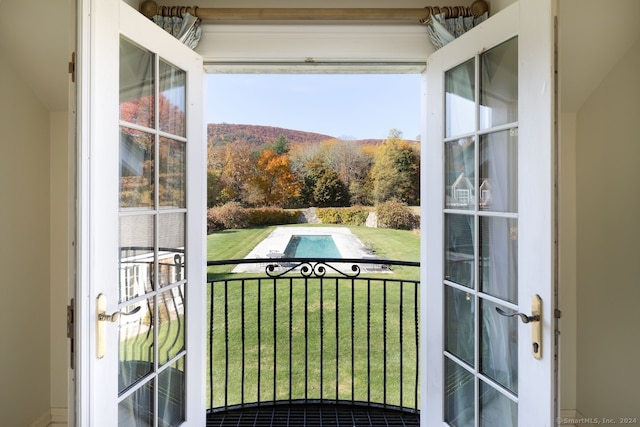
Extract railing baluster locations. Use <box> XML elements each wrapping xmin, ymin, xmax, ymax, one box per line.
<box><xmin>208</xmin><ymin>281</ymin><xmax>214</xmax><ymax>411</ymax></box>
<box><xmin>351</xmin><ymin>278</ymin><xmax>355</xmax><ymax>405</ymax></box>
<box><xmin>224</xmin><ymin>280</ymin><xmax>229</xmax><ymax>410</ymax></box>
<box><xmin>273</xmin><ymin>276</ymin><xmax>277</xmax><ymax>404</ymax></box>
<box><xmin>289</xmin><ymin>277</ymin><xmax>293</xmax><ymax>403</ymax></box>
<box><xmin>415</xmin><ymin>281</ymin><xmax>420</xmax><ymax>410</ymax></box>
<box><xmin>367</xmin><ymin>278</ymin><xmax>371</xmax><ymax>406</ymax></box>
<box><xmin>383</xmin><ymin>279</ymin><xmax>387</xmax><ymax>407</ymax></box>
<box><xmin>400</xmin><ymin>280</ymin><xmax>404</xmax><ymax>409</ymax></box>
<box><xmin>304</xmin><ymin>276</ymin><xmax>309</xmax><ymax>402</ymax></box>
<box><xmin>320</xmin><ymin>274</ymin><xmax>324</xmax><ymax>402</ymax></box>
<box><xmin>241</xmin><ymin>279</ymin><xmax>246</xmax><ymax>407</ymax></box>
<box><xmin>335</xmin><ymin>277</ymin><xmax>339</xmax><ymax>403</ymax></box>
<box><xmin>257</xmin><ymin>278</ymin><xmax>262</xmax><ymax>404</ymax></box>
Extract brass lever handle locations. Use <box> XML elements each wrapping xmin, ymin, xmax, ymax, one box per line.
<box><xmin>495</xmin><ymin>307</ymin><xmax>540</xmax><ymax>324</ymax></box>
<box><xmin>495</xmin><ymin>295</ymin><xmax>543</xmax><ymax>360</ymax></box>
<box><xmin>96</xmin><ymin>293</ymin><xmax>141</xmax><ymax>359</ymax></box>
<box><xmin>98</xmin><ymin>305</ymin><xmax>141</xmax><ymax>323</ymax></box>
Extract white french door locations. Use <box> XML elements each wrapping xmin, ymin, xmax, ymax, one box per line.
<box><xmin>422</xmin><ymin>1</ymin><xmax>556</xmax><ymax>426</ymax></box>
<box><xmin>78</xmin><ymin>1</ymin><xmax>206</xmax><ymax>426</ymax></box>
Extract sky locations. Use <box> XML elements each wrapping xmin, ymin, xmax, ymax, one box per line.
<box><xmin>206</xmin><ymin>74</ymin><xmax>422</xmax><ymax>141</ymax></box>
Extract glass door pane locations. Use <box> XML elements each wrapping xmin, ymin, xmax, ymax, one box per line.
<box><xmin>118</xmin><ymin>37</ymin><xmax>188</xmax><ymax>427</ymax></box>
<box><xmin>443</xmin><ymin>36</ymin><xmax>519</xmax><ymax>427</ymax></box>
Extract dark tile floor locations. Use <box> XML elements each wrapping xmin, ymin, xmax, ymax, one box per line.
<box><xmin>206</xmin><ymin>402</ymin><xmax>420</xmax><ymax>427</ymax></box>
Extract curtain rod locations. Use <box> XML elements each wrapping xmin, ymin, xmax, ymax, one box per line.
<box><xmin>139</xmin><ymin>0</ymin><xmax>489</xmax><ymax>23</ymax></box>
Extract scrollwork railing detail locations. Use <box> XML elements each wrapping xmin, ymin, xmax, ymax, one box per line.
<box><xmin>265</xmin><ymin>260</ymin><xmax>361</xmax><ymax>278</ymax></box>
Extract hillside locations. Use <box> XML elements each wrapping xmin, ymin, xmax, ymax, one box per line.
<box><xmin>208</xmin><ymin>123</ymin><xmax>335</xmax><ymax>147</ymax></box>
<box><xmin>205</xmin><ymin>123</ymin><xmax>420</xmax><ymax>149</ymax></box>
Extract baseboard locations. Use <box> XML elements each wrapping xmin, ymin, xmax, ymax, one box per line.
<box><xmin>29</xmin><ymin>407</ymin><xmax>68</xmax><ymax>427</ymax></box>
<box><xmin>28</xmin><ymin>411</ymin><xmax>50</xmax><ymax>427</ymax></box>
<box><xmin>50</xmin><ymin>407</ymin><xmax>68</xmax><ymax>426</ymax></box>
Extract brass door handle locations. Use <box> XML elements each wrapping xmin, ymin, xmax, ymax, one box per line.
<box><xmin>495</xmin><ymin>295</ymin><xmax>542</xmax><ymax>360</ymax></box>
<box><xmin>495</xmin><ymin>307</ymin><xmax>539</xmax><ymax>324</ymax></box>
<box><xmin>98</xmin><ymin>306</ymin><xmax>141</xmax><ymax>322</ymax></box>
<box><xmin>96</xmin><ymin>293</ymin><xmax>141</xmax><ymax>358</ymax></box>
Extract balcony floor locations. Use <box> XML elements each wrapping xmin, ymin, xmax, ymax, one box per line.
<box><xmin>206</xmin><ymin>402</ymin><xmax>420</xmax><ymax>427</ymax></box>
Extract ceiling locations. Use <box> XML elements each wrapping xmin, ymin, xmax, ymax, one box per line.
<box><xmin>0</xmin><ymin>0</ymin><xmax>638</xmax><ymax>113</ymax></box>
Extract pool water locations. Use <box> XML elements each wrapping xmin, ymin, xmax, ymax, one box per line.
<box><xmin>284</xmin><ymin>235</ymin><xmax>342</xmax><ymax>258</ymax></box>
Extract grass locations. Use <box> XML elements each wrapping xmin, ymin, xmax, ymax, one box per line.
<box><xmin>206</xmin><ymin>225</ymin><xmax>421</xmax><ymax>410</ymax></box>
<box><xmin>207</xmin><ymin>224</ymin><xmax>420</xmax><ymax>279</ymax></box>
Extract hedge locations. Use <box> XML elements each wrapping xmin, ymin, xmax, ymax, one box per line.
<box><xmin>207</xmin><ymin>203</ymin><xmax>300</xmax><ymax>232</ymax></box>
<box><xmin>316</xmin><ymin>206</ymin><xmax>370</xmax><ymax>226</ymax></box>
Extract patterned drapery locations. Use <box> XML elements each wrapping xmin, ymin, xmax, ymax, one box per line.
<box><xmin>426</xmin><ymin>11</ymin><xmax>488</xmax><ymax>49</ymax></box>
<box><xmin>152</xmin><ymin>13</ymin><xmax>202</xmax><ymax>49</ymax></box>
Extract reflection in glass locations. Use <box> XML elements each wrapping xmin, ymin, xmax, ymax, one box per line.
<box><xmin>120</xmin><ymin>127</ymin><xmax>154</xmax><ymax>208</ymax></box>
<box><xmin>480</xmin><ymin>380</ymin><xmax>518</xmax><ymax>427</ymax></box>
<box><xmin>157</xmin><ymin>287</ymin><xmax>185</xmax><ymax>365</ymax></box>
<box><xmin>446</xmin><ymin>59</ymin><xmax>475</xmax><ymax>137</ymax></box>
<box><xmin>480</xmin><ymin>37</ymin><xmax>518</xmax><ymax>130</ymax></box>
<box><xmin>481</xmin><ymin>300</ymin><xmax>518</xmax><ymax>394</ymax></box>
<box><xmin>120</xmin><ymin>38</ymin><xmax>154</xmax><ymax>129</ymax></box>
<box><xmin>479</xmin><ymin>130</ymin><xmax>518</xmax><ymax>212</ymax></box>
<box><xmin>445</xmin><ymin>214</ymin><xmax>475</xmax><ymax>288</ymax></box>
<box><xmin>120</xmin><ymin>215</ymin><xmax>154</xmax><ymax>301</ymax></box>
<box><xmin>445</xmin><ymin>138</ymin><xmax>475</xmax><ymax>210</ymax></box>
<box><xmin>159</xmin><ymin>60</ymin><xmax>186</xmax><ymax>137</ymax></box>
<box><xmin>158</xmin><ymin>213</ymin><xmax>185</xmax><ymax>287</ymax></box>
<box><xmin>159</xmin><ymin>137</ymin><xmax>186</xmax><ymax>208</ymax></box>
<box><xmin>445</xmin><ymin>286</ymin><xmax>475</xmax><ymax>366</ymax></box>
<box><xmin>480</xmin><ymin>217</ymin><xmax>518</xmax><ymax>302</ymax></box>
<box><xmin>119</xmin><ymin>298</ymin><xmax>154</xmax><ymax>392</ymax></box>
<box><xmin>445</xmin><ymin>357</ymin><xmax>475</xmax><ymax>427</ymax></box>
<box><xmin>158</xmin><ymin>359</ymin><xmax>186</xmax><ymax>427</ymax></box>
<box><xmin>118</xmin><ymin>378</ymin><xmax>153</xmax><ymax>427</ymax></box>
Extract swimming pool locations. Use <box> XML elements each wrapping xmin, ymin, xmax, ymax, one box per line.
<box><xmin>284</xmin><ymin>235</ymin><xmax>342</xmax><ymax>258</ymax></box>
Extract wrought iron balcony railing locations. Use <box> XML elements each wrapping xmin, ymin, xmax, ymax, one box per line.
<box><xmin>206</xmin><ymin>257</ymin><xmax>420</xmax><ymax>426</ymax></box>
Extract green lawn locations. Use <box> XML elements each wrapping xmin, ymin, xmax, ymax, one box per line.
<box><xmin>206</xmin><ymin>225</ymin><xmax>421</xmax><ymax>410</ymax></box>
<box><xmin>207</xmin><ymin>224</ymin><xmax>420</xmax><ymax>279</ymax></box>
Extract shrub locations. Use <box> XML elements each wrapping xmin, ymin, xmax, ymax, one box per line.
<box><xmin>246</xmin><ymin>207</ymin><xmax>300</xmax><ymax>226</ymax></box>
<box><xmin>207</xmin><ymin>202</ymin><xmax>248</xmax><ymax>232</ymax></box>
<box><xmin>316</xmin><ymin>206</ymin><xmax>370</xmax><ymax>226</ymax></box>
<box><xmin>207</xmin><ymin>204</ymin><xmax>301</xmax><ymax>233</ymax></box>
<box><xmin>376</xmin><ymin>199</ymin><xmax>419</xmax><ymax>230</ymax></box>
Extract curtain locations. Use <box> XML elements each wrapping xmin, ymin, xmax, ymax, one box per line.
<box><xmin>426</xmin><ymin>12</ymin><xmax>488</xmax><ymax>50</ymax></box>
<box><xmin>152</xmin><ymin>13</ymin><xmax>203</xmax><ymax>49</ymax></box>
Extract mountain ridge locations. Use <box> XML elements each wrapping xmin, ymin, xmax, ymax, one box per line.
<box><xmin>207</xmin><ymin>123</ymin><xmax>408</xmax><ymax>147</ymax></box>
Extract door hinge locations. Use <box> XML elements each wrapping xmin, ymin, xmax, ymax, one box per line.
<box><xmin>67</xmin><ymin>298</ymin><xmax>75</xmax><ymax>369</ymax></box>
<box><xmin>68</xmin><ymin>52</ymin><xmax>76</xmax><ymax>83</ymax></box>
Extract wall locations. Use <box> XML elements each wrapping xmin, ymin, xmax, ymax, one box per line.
<box><xmin>0</xmin><ymin>55</ymin><xmax>52</xmax><ymax>427</ymax></box>
<box><xmin>50</xmin><ymin>112</ymin><xmax>71</xmax><ymax>423</ymax></box>
<box><xmin>576</xmin><ymin>38</ymin><xmax>640</xmax><ymax>419</ymax></box>
<box><xmin>559</xmin><ymin>111</ymin><xmax>578</xmax><ymax>412</ymax></box>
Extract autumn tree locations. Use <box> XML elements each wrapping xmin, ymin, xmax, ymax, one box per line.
<box><xmin>323</xmin><ymin>139</ymin><xmax>372</xmax><ymax>197</ymax></box>
<box><xmin>250</xmin><ymin>149</ymin><xmax>301</xmax><ymax>207</ymax></box>
<box><xmin>370</xmin><ymin>129</ymin><xmax>420</xmax><ymax>205</ymax></box>
<box><xmin>323</xmin><ymin>139</ymin><xmax>355</xmax><ymax>185</ymax></box>
<box><xmin>207</xmin><ymin>141</ymin><xmax>257</xmax><ymax>205</ymax></box>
